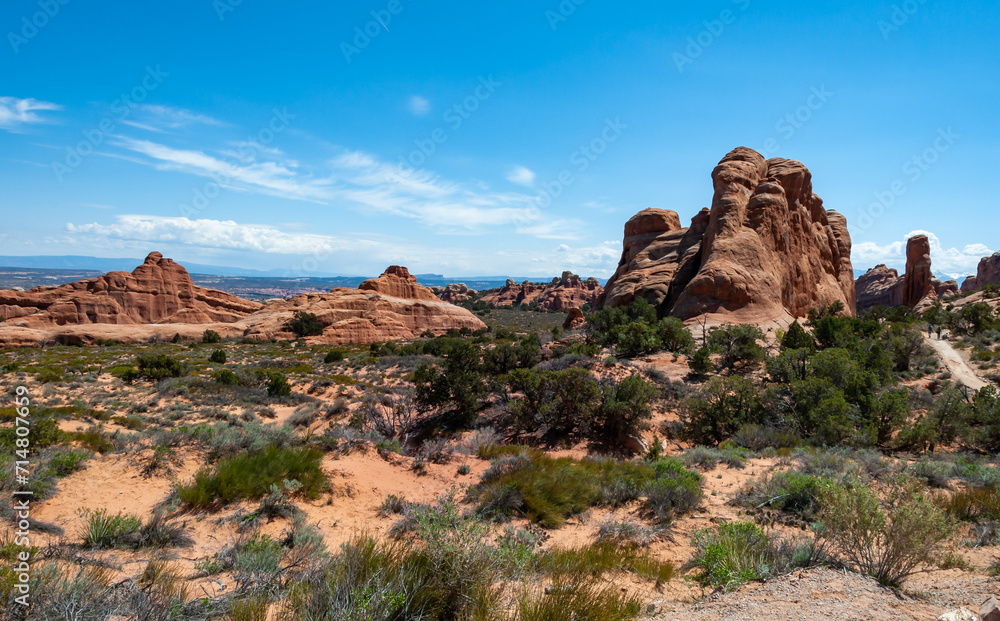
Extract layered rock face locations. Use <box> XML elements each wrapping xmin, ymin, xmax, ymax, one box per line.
<box><xmin>855</xmin><ymin>235</ymin><xmax>959</xmax><ymax>312</ymax></box>
<box><xmin>0</xmin><ymin>252</ymin><xmax>261</xmax><ymax>327</ymax></box>
<box><xmin>481</xmin><ymin>272</ymin><xmax>603</xmax><ymax>311</ymax></box>
<box><xmin>597</xmin><ymin>148</ymin><xmax>856</xmax><ymax>322</ymax></box>
<box><xmin>961</xmin><ymin>251</ymin><xmax>1000</xmax><ymax>292</ymax></box>
<box><xmin>240</xmin><ymin>266</ymin><xmax>486</xmax><ymax>344</ymax></box>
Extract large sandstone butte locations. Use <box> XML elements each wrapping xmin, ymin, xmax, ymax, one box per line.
<box><xmin>0</xmin><ymin>251</ymin><xmax>261</xmax><ymax>327</ymax></box>
<box><xmin>240</xmin><ymin>266</ymin><xmax>487</xmax><ymax>345</ymax></box>
<box><xmin>0</xmin><ymin>261</ymin><xmax>486</xmax><ymax>346</ymax></box>
<box><xmin>961</xmin><ymin>251</ymin><xmax>1000</xmax><ymax>293</ymax></box>
<box><xmin>855</xmin><ymin>235</ymin><xmax>959</xmax><ymax>312</ymax></box>
<box><xmin>480</xmin><ymin>271</ymin><xmax>603</xmax><ymax>311</ymax></box>
<box><xmin>597</xmin><ymin>148</ymin><xmax>856</xmax><ymax>323</ymax></box>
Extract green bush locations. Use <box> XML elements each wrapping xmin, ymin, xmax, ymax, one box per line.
<box><xmin>781</xmin><ymin>320</ymin><xmax>816</xmax><ymax>351</ymax></box>
<box><xmin>323</xmin><ymin>349</ymin><xmax>345</xmax><ymax>363</ymax></box>
<box><xmin>692</xmin><ymin>521</ymin><xmax>817</xmax><ymax>590</ymax></box>
<box><xmin>202</xmin><ymin>329</ymin><xmax>222</xmax><ymax>344</ymax></box>
<box><xmin>209</xmin><ymin>349</ymin><xmax>227</xmax><ymax>364</ymax></box>
<box><xmin>937</xmin><ymin>487</ymin><xmax>1000</xmax><ymax>522</ymax></box>
<box><xmin>134</xmin><ymin>354</ymin><xmax>185</xmax><ymax>381</ymax></box>
<box><xmin>176</xmin><ymin>446</ymin><xmax>326</xmax><ymax>508</ymax></box>
<box><xmin>266</xmin><ymin>371</ymin><xmax>292</xmax><ymax>397</ymax></box>
<box><xmin>688</xmin><ymin>347</ymin><xmax>713</xmax><ymax>375</ymax></box>
<box><xmin>643</xmin><ymin>458</ymin><xmax>703</xmax><ymax>522</ymax></box>
<box><xmin>214</xmin><ymin>369</ymin><xmax>239</xmax><ymax>386</ymax></box>
<box><xmin>819</xmin><ymin>475</ymin><xmax>954</xmax><ymax>587</ymax></box>
<box><xmin>680</xmin><ymin>376</ymin><xmax>763</xmax><ymax>445</ymax></box>
<box><xmin>81</xmin><ymin>509</ymin><xmax>141</xmax><ymax>549</ymax></box>
<box><xmin>285</xmin><ymin>311</ymin><xmax>325</xmax><ymax>338</ymax></box>
<box><xmin>736</xmin><ymin>471</ymin><xmax>829</xmax><ymax>520</ymax></box>
<box><xmin>709</xmin><ymin>324</ymin><xmax>766</xmax><ymax>370</ymax></box>
<box><xmin>414</xmin><ymin>340</ymin><xmax>489</xmax><ymax>428</ymax></box>
<box><xmin>594</xmin><ymin>374</ymin><xmax>659</xmax><ymax>443</ymax></box>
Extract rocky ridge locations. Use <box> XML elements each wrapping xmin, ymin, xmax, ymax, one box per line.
<box><xmin>480</xmin><ymin>271</ymin><xmax>603</xmax><ymax>311</ymax></box>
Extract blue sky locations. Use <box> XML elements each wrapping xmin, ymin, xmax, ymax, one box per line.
<box><xmin>1</xmin><ymin>0</ymin><xmax>997</xmax><ymax>279</ymax></box>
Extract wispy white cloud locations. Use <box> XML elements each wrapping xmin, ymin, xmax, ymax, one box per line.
<box><xmin>407</xmin><ymin>96</ymin><xmax>430</xmax><ymax>116</ymax></box>
<box><xmin>120</xmin><ymin>105</ymin><xmax>225</xmax><ymax>132</ymax></box>
<box><xmin>67</xmin><ymin>215</ymin><xmax>346</xmax><ymax>255</ymax></box>
<box><xmin>506</xmin><ymin>165</ymin><xmax>536</xmax><ymax>187</ymax></box>
<box><xmin>0</xmin><ymin>97</ymin><xmax>61</xmax><ymax>131</ymax></box>
<box><xmin>853</xmin><ymin>230</ymin><xmax>993</xmax><ymax>279</ymax></box>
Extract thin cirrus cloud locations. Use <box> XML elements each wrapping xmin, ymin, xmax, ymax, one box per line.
<box><xmin>0</xmin><ymin>97</ymin><xmax>61</xmax><ymax>131</ymax></box>
<box><xmin>853</xmin><ymin>230</ymin><xmax>993</xmax><ymax>279</ymax></box>
<box><xmin>108</xmin><ymin>128</ymin><xmax>578</xmax><ymax>238</ymax></box>
<box><xmin>120</xmin><ymin>105</ymin><xmax>226</xmax><ymax>133</ymax></box>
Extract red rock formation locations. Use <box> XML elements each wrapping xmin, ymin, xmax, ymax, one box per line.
<box><xmin>597</xmin><ymin>148</ymin><xmax>855</xmax><ymax>322</ymax></box>
<box><xmin>855</xmin><ymin>235</ymin><xmax>959</xmax><ymax>312</ymax></box>
<box><xmin>432</xmin><ymin>283</ymin><xmax>476</xmax><ymax>304</ymax></box>
<box><xmin>0</xmin><ymin>252</ymin><xmax>261</xmax><ymax>327</ymax></box>
<box><xmin>358</xmin><ymin>265</ymin><xmax>438</xmax><ymax>301</ymax></box>
<box><xmin>961</xmin><ymin>251</ymin><xmax>1000</xmax><ymax>293</ymax></box>
<box><xmin>563</xmin><ymin>307</ymin><xmax>585</xmax><ymax>331</ymax></box>
<box><xmin>240</xmin><ymin>267</ymin><xmax>486</xmax><ymax>344</ymax></box>
<box><xmin>480</xmin><ymin>272</ymin><xmax>603</xmax><ymax>311</ymax></box>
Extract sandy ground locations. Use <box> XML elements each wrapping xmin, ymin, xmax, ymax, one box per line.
<box><xmin>924</xmin><ymin>335</ymin><xmax>988</xmax><ymax>390</ymax></box>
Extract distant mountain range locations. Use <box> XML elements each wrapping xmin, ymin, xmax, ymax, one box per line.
<box><xmin>0</xmin><ymin>255</ymin><xmax>606</xmax><ymax>298</ymax></box>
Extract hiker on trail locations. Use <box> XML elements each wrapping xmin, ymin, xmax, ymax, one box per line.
<box><xmin>937</xmin><ymin>326</ymin><xmax>943</xmax><ymax>340</ymax></box>
<box><xmin>928</xmin><ymin>324</ymin><xmax>933</xmax><ymax>337</ymax></box>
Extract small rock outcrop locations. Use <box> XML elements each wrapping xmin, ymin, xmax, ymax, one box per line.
<box><xmin>563</xmin><ymin>307</ymin><xmax>585</xmax><ymax>331</ymax></box>
<box><xmin>855</xmin><ymin>235</ymin><xmax>959</xmax><ymax>312</ymax></box>
<box><xmin>431</xmin><ymin>283</ymin><xmax>476</xmax><ymax>304</ymax></box>
<box><xmin>597</xmin><ymin>148</ymin><xmax>856</xmax><ymax>322</ymax></box>
<box><xmin>0</xmin><ymin>252</ymin><xmax>261</xmax><ymax>327</ymax></box>
<box><xmin>358</xmin><ymin>265</ymin><xmax>438</xmax><ymax>301</ymax></box>
<box><xmin>981</xmin><ymin>596</ymin><xmax>1000</xmax><ymax>621</ymax></box>
<box><xmin>481</xmin><ymin>272</ymin><xmax>603</xmax><ymax>311</ymax></box>
<box><xmin>961</xmin><ymin>251</ymin><xmax>1000</xmax><ymax>293</ymax></box>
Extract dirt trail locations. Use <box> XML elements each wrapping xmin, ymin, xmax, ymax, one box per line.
<box><xmin>924</xmin><ymin>335</ymin><xmax>988</xmax><ymax>391</ymax></box>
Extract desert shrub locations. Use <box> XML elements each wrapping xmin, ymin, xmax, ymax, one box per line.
<box><xmin>206</xmin><ymin>421</ymin><xmax>297</xmax><ymax>459</ymax></box>
<box><xmin>692</xmin><ymin>521</ymin><xmax>818</xmax><ymax>590</ymax></box>
<box><xmin>48</xmin><ymin>449</ymin><xmax>89</xmax><ymax>476</ymax></box>
<box><xmin>517</xmin><ymin>574</ymin><xmax>642</xmax><ymax>621</ymax></box>
<box><xmin>283</xmin><ymin>502</ymin><xmax>523</xmax><ymax>621</ymax></box>
<box><xmin>709</xmin><ymin>324</ymin><xmax>766</xmax><ymax>371</ymax></box>
<box><xmin>136</xmin><ymin>511</ymin><xmax>194</xmax><ymax>548</ymax></box>
<box><xmin>130</xmin><ymin>353</ymin><xmax>185</xmax><ymax>381</ymax></box>
<box><xmin>736</xmin><ymin>471</ymin><xmax>830</xmax><ymax>520</ymax></box>
<box><xmin>214</xmin><ymin>369</ymin><xmax>239</xmax><ymax>385</ymax></box>
<box><xmin>80</xmin><ymin>509</ymin><xmax>141</xmax><ymax>549</ymax></box>
<box><xmin>819</xmin><ymin>474</ymin><xmax>955</xmax><ymax>586</ymax></box>
<box><xmin>414</xmin><ymin>340</ymin><xmax>489</xmax><ymax>428</ymax></box>
<box><xmin>323</xmin><ymin>349</ymin><xmax>345</xmax><ymax>363</ymax></box>
<box><xmin>285</xmin><ymin>311</ymin><xmax>325</xmax><ymax>338</ymax></box>
<box><xmin>503</xmin><ymin>367</ymin><xmax>601</xmax><ymax>439</ymax></box>
<box><xmin>681</xmin><ymin>445</ymin><xmax>750</xmax><ymax>470</ymax></box>
<box><xmin>938</xmin><ymin>487</ymin><xmax>1000</xmax><ymax>522</ymax></box>
<box><xmin>209</xmin><ymin>349</ymin><xmax>227</xmax><ymax>363</ymax></box>
<box><xmin>595</xmin><ymin>519</ymin><xmax>665</xmax><ymax>547</ymax></box>
<box><xmin>0</xmin><ymin>417</ymin><xmax>60</xmax><ymax>451</ymax></box>
<box><xmin>642</xmin><ymin>458</ymin><xmax>703</xmax><ymax>522</ymax></box>
<box><xmin>202</xmin><ymin>329</ymin><xmax>222</xmax><ymax>344</ymax></box>
<box><xmin>729</xmin><ymin>424</ymin><xmax>801</xmax><ymax>451</ymax></box>
<box><xmin>593</xmin><ymin>374</ymin><xmax>659</xmax><ymax>444</ymax></box>
<box><xmin>266</xmin><ymin>371</ymin><xmax>292</xmax><ymax>397</ymax></box>
<box><xmin>781</xmin><ymin>320</ymin><xmax>816</xmax><ymax>351</ymax></box>
<box><xmin>176</xmin><ymin>446</ymin><xmax>326</xmax><ymax>508</ymax></box>
<box><xmin>680</xmin><ymin>376</ymin><xmax>763</xmax><ymax>445</ymax></box>
<box><xmin>688</xmin><ymin>346</ymin><xmax>713</xmax><ymax>375</ymax></box>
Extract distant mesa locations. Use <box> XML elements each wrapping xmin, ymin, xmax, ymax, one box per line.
<box><xmin>855</xmin><ymin>235</ymin><xmax>959</xmax><ymax>313</ymax></box>
<box><xmin>479</xmin><ymin>271</ymin><xmax>603</xmax><ymax>311</ymax></box>
<box><xmin>0</xmin><ymin>258</ymin><xmax>485</xmax><ymax>346</ymax></box>
<box><xmin>597</xmin><ymin>147</ymin><xmax>856</xmax><ymax>324</ymax></box>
